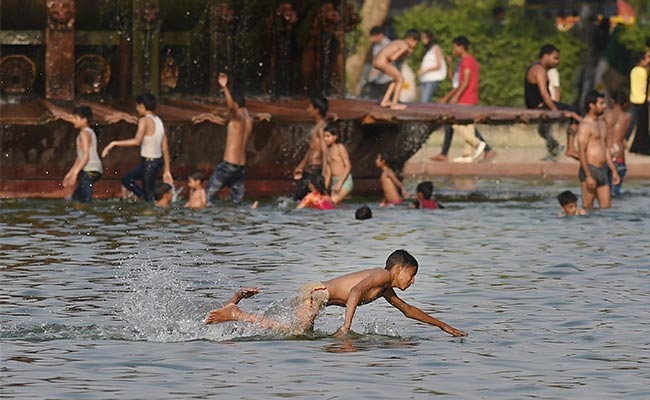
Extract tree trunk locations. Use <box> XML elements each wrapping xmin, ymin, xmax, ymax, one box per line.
<box><xmin>345</xmin><ymin>0</ymin><xmax>390</xmax><ymax>96</ymax></box>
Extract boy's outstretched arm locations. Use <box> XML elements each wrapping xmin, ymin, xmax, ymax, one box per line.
<box><xmin>218</xmin><ymin>73</ymin><xmax>240</xmax><ymax>121</ymax></box>
<box><xmin>334</xmin><ymin>272</ymin><xmax>390</xmax><ymax>337</ymax></box>
<box><xmin>384</xmin><ymin>289</ymin><xmax>466</xmax><ymax>337</ymax></box>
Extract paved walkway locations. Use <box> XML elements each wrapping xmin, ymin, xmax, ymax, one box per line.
<box><xmin>404</xmin><ymin>124</ymin><xmax>650</xmax><ymax>179</ymax></box>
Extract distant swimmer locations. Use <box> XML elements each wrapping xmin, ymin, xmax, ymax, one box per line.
<box><xmin>323</xmin><ymin>123</ymin><xmax>353</xmax><ymax>205</ymax></box>
<box><xmin>204</xmin><ymin>249</ymin><xmax>466</xmax><ymax>337</ymax></box>
<box><xmin>373</xmin><ymin>29</ymin><xmax>420</xmax><ymax>110</ymax></box>
<box><xmin>296</xmin><ymin>174</ymin><xmax>334</xmax><ymax>210</ymax></box>
<box><xmin>376</xmin><ymin>152</ymin><xmax>409</xmax><ymax>207</ymax></box>
<box><xmin>557</xmin><ymin>190</ymin><xmax>586</xmax><ymax>217</ymax></box>
<box><xmin>183</xmin><ymin>171</ymin><xmax>207</xmax><ymax>209</ymax></box>
<box><xmin>576</xmin><ymin>90</ymin><xmax>619</xmax><ymax>209</ymax></box>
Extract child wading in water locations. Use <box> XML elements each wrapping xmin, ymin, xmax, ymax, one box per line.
<box><xmin>57</xmin><ymin>106</ymin><xmax>103</xmax><ymax>202</ymax></box>
<box><xmin>412</xmin><ymin>181</ymin><xmax>442</xmax><ymax>209</ymax></box>
<box><xmin>376</xmin><ymin>152</ymin><xmax>409</xmax><ymax>207</ymax></box>
<box><xmin>323</xmin><ymin>123</ymin><xmax>353</xmax><ymax>205</ymax></box>
<box><xmin>557</xmin><ymin>190</ymin><xmax>586</xmax><ymax>217</ymax></box>
<box><xmin>296</xmin><ymin>174</ymin><xmax>334</xmax><ymax>210</ymax></box>
<box><xmin>184</xmin><ymin>171</ymin><xmax>207</xmax><ymax>209</ymax></box>
<box><xmin>204</xmin><ymin>249</ymin><xmax>466</xmax><ymax>337</ymax></box>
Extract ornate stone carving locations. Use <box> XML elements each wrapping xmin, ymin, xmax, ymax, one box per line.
<box><xmin>46</xmin><ymin>0</ymin><xmax>75</xmax><ymax>31</ymax></box>
<box><xmin>160</xmin><ymin>54</ymin><xmax>179</xmax><ymax>92</ymax></box>
<box><xmin>75</xmin><ymin>54</ymin><xmax>111</xmax><ymax>95</ymax></box>
<box><xmin>0</xmin><ymin>55</ymin><xmax>36</xmax><ymax>95</ymax></box>
<box><xmin>141</xmin><ymin>2</ymin><xmax>160</xmax><ymax>31</ymax></box>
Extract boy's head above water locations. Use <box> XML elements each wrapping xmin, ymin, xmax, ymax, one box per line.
<box><xmin>416</xmin><ymin>181</ymin><xmax>434</xmax><ymax>200</ymax></box>
<box><xmin>558</xmin><ymin>190</ymin><xmax>579</xmax><ymax>216</ymax></box>
<box><xmin>385</xmin><ymin>249</ymin><xmax>419</xmax><ymax>290</ymax></box>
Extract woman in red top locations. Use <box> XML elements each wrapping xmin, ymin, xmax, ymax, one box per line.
<box><xmin>296</xmin><ymin>174</ymin><xmax>334</xmax><ymax>210</ymax></box>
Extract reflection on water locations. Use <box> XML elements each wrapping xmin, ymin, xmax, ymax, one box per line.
<box><xmin>1</xmin><ymin>179</ymin><xmax>649</xmax><ymax>399</ymax></box>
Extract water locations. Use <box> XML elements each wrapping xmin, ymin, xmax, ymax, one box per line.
<box><xmin>1</xmin><ymin>179</ymin><xmax>649</xmax><ymax>399</ymax></box>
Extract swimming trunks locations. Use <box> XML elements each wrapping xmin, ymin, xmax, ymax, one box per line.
<box><xmin>331</xmin><ymin>175</ymin><xmax>353</xmax><ymax>193</ymax></box>
<box><xmin>295</xmin><ymin>282</ymin><xmax>329</xmax><ymax>313</ymax></box>
<box><xmin>578</xmin><ymin>164</ymin><xmax>609</xmax><ymax>187</ymax></box>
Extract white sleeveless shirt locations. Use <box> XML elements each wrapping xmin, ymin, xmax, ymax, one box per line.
<box><xmin>78</xmin><ymin>127</ymin><xmax>103</xmax><ymax>173</ymax></box>
<box><xmin>420</xmin><ymin>45</ymin><xmax>447</xmax><ymax>83</ymax></box>
<box><xmin>140</xmin><ymin>114</ymin><xmax>164</xmax><ymax>158</ymax></box>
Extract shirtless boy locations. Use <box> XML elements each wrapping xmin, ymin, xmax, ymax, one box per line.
<box><xmin>204</xmin><ymin>249</ymin><xmax>466</xmax><ymax>337</ymax></box>
<box><xmin>293</xmin><ymin>97</ymin><xmax>328</xmax><ymax>201</ymax></box>
<box><xmin>576</xmin><ymin>90</ymin><xmax>620</xmax><ymax>209</ymax></box>
<box><xmin>193</xmin><ymin>73</ymin><xmax>253</xmax><ymax>205</ymax></box>
<box><xmin>524</xmin><ymin>44</ymin><xmax>581</xmax><ymax>160</ymax></box>
<box><xmin>604</xmin><ymin>91</ymin><xmax>632</xmax><ymax>197</ymax></box>
<box><xmin>184</xmin><ymin>171</ymin><xmax>207</xmax><ymax>209</ymax></box>
<box><xmin>557</xmin><ymin>190</ymin><xmax>586</xmax><ymax>217</ymax></box>
<box><xmin>57</xmin><ymin>106</ymin><xmax>103</xmax><ymax>203</ymax></box>
<box><xmin>373</xmin><ymin>29</ymin><xmax>420</xmax><ymax>110</ymax></box>
<box><xmin>376</xmin><ymin>153</ymin><xmax>409</xmax><ymax>207</ymax></box>
<box><xmin>323</xmin><ymin>123</ymin><xmax>353</xmax><ymax>205</ymax></box>
<box><xmin>154</xmin><ymin>182</ymin><xmax>173</xmax><ymax>207</ymax></box>
<box><xmin>103</xmin><ymin>93</ymin><xmax>174</xmax><ymax>201</ymax></box>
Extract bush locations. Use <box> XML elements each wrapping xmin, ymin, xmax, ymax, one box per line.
<box><xmin>393</xmin><ymin>2</ymin><xmax>586</xmax><ymax>107</ymax></box>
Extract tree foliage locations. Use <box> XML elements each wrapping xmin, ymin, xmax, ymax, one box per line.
<box><xmin>393</xmin><ymin>2</ymin><xmax>586</xmax><ymax>107</ymax></box>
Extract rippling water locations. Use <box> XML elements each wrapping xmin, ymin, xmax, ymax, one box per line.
<box><xmin>1</xmin><ymin>179</ymin><xmax>649</xmax><ymax>399</ymax></box>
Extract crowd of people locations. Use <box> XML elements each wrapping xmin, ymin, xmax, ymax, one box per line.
<box><xmin>57</xmin><ymin>31</ymin><xmax>649</xmax><ymax>216</ymax></box>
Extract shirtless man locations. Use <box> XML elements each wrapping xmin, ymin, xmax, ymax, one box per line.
<box><xmin>376</xmin><ymin>152</ymin><xmax>409</xmax><ymax>207</ymax></box>
<box><xmin>204</xmin><ymin>249</ymin><xmax>466</xmax><ymax>337</ymax></box>
<box><xmin>373</xmin><ymin>29</ymin><xmax>420</xmax><ymax>110</ymax></box>
<box><xmin>577</xmin><ymin>90</ymin><xmax>620</xmax><ymax>209</ymax></box>
<box><xmin>293</xmin><ymin>96</ymin><xmax>328</xmax><ymax>201</ymax></box>
<box><xmin>604</xmin><ymin>91</ymin><xmax>632</xmax><ymax>197</ymax></box>
<box><xmin>193</xmin><ymin>73</ymin><xmax>253</xmax><ymax>205</ymax></box>
<box><xmin>524</xmin><ymin>44</ymin><xmax>581</xmax><ymax>160</ymax></box>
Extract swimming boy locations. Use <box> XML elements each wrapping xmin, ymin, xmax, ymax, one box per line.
<box><xmin>102</xmin><ymin>93</ymin><xmax>174</xmax><ymax>201</ymax></box>
<box><xmin>603</xmin><ymin>91</ymin><xmax>631</xmax><ymax>197</ymax></box>
<box><xmin>154</xmin><ymin>182</ymin><xmax>173</xmax><ymax>207</ymax></box>
<box><xmin>557</xmin><ymin>190</ymin><xmax>586</xmax><ymax>217</ymax></box>
<box><xmin>376</xmin><ymin>152</ymin><xmax>409</xmax><ymax>207</ymax></box>
<box><xmin>57</xmin><ymin>106</ymin><xmax>103</xmax><ymax>202</ymax></box>
<box><xmin>293</xmin><ymin>96</ymin><xmax>328</xmax><ymax>201</ymax></box>
<box><xmin>204</xmin><ymin>249</ymin><xmax>466</xmax><ymax>337</ymax></box>
<box><xmin>576</xmin><ymin>90</ymin><xmax>620</xmax><ymax>209</ymax></box>
<box><xmin>373</xmin><ymin>29</ymin><xmax>420</xmax><ymax>110</ymax></box>
<box><xmin>412</xmin><ymin>181</ymin><xmax>442</xmax><ymax>210</ymax></box>
<box><xmin>192</xmin><ymin>73</ymin><xmax>253</xmax><ymax>205</ymax></box>
<box><xmin>355</xmin><ymin>205</ymin><xmax>373</xmax><ymax>220</ymax></box>
<box><xmin>184</xmin><ymin>171</ymin><xmax>207</xmax><ymax>209</ymax></box>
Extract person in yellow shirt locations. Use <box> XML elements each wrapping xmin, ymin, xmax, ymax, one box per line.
<box><xmin>625</xmin><ymin>50</ymin><xmax>650</xmax><ymax>140</ymax></box>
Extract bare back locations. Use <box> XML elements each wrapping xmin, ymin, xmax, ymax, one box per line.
<box><xmin>373</xmin><ymin>40</ymin><xmax>408</xmax><ymax>66</ymax></box>
<box><xmin>604</xmin><ymin>108</ymin><xmax>631</xmax><ymax>161</ymax></box>
<box><xmin>322</xmin><ymin>268</ymin><xmax>392</xmax><ymax>307</ymax></box>
<box><xmin>305</xmin><ymin>122</ymin><xmax>326</xmax><ymax>167</ymax></box>
<box><xmin>380</xmin><ymin>169</ymin><xmax>401</xmax><ymax>202</ymax></box>
<box><xmin>223</xmin><ymin>108</ymin><xmax>253</xmax><ymax>166</ymax></box>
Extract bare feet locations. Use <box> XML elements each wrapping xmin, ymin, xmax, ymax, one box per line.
<box><xmin>565</xmin><ymin>149</ymin><xmax>579</xmax><ymax>160</ymax></box>
<box><xmin>482</xmin><ymin>149</ymin><xmax>497</xmax><ymax>162</ymax></box>
<box><xmin>204</xmin><ymin>303</ymin><xmax>240</xmax><ymax>324</ymax></box>
<box><xmin>227</xmin><ymin>287</ymin><xmax>260</xmax><ymax>305</ymax></box>
<box><xmin>430</xmin><ymin>154</ymin><xmax>448</xmax><ymax>162</ymax></box>
<box><xmin>379</xmin><ymin>100</ymin><xmax>391</xmax><ymax>108</ymax></box>
<box><xmin>390</xmin><ymin>103</ymin><xmax>407</xmax><ymax>110</ymax></box>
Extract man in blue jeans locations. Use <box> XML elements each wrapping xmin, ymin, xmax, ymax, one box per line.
<box><xmin>193</xmin><ymin>73</ymin><xmax>253</xmax><ymax>205</ymax></box>
<box><xmin>103</xmin><ymin>93</ymin><xmax>174</xmax><ymax>201</ymax></box>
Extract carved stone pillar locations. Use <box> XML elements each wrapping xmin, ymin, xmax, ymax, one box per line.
<box><xmin>209</xmin><ymin>1</ymin><xmax>236</xmax><ymax>96</ymax></box>
<box><xmin>45</xmin><ymin>0</ymin><xmax>75</xmax><ymax>100</ymax></box>
<box><xmin>132</xmin><ymin>0</ymin><xmax>160</xmax><ymax>96</ymax></box>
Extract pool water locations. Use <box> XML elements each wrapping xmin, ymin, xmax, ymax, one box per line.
<box><xmin>1</xmin><ymin>179</ymin><xmax>648</xmax><ymax>399</ymax></box>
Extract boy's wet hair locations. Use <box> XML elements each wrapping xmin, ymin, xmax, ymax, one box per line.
<box><xmin>72</xmin><ymin>106</ymin><xmax>93</xmax><ymax>123</ymax></box>
<box><xmin>309</xmin><ymin>174</ymin><xmax>328</xmax><ymax>195</ymax></box>
<box><xmin>452</xmin><ymin>35</ymin><xmax>470</xmax><ymax>50</ymax></box>
<box><xmin>136</xmin><ymin>92</ymin><xmax>157</xmax><ymax>111</ymax></box>
<box><xmin>611</xmin><ymin>91</ymin><xmax>628</xmax><ymax>106</ymax></box>
<box><xmin>154</xmin><ymin>182</ymin><xmax>172</xmax><ymax>201</ymax></box>
<box><xmin>311</xmin><ymin>96</ymin><xmax>328</xmax><ymax>117</ymax></box>
<box><xmin>539</xmin><ymin>43</ymin><xmax>559</xmax><ymax>58</ymax></box>
<box><xmin>189</xmin><ymin>171</ymin><xmax>204</xmax><ymax>182</ymax></box>
<box><xmin>404</xmin><ymin>29</ymin><xmax>420</xmax><ymax>41</ymax></box>
<box><xmin>385</xmin><ymin>249</ymin><xmax>418</xmax><ymax>272</ymax></box>
<box><xmin>324</xmin><ymin>122</ymin><xmax>338</xmax><ymax>139</ymax></box>
<box><xmin>355</xmin><ymin>205</ymin><xmax>372</xmax><ymax>220</ymax></box>
<box><xmin>370</xmin><ymin>26</ymin><xmax>383</xmax><ymax>36</ymax></box>
<box><xmin>416</xmin><ymin>181</ymin><xmax>434</xmax><ymax>199</ymax></box>
<box><xmin>557</xmin><ymin>190</ymin><xmax>578</xmax><ymax>206</ymax></box>
<box><xmin>584</xmin><ymin>89</ymin><xmax>604</xmax><ymax>111</ymax></box>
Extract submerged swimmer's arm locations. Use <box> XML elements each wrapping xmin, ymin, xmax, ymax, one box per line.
<box><xmin>383</xmin><ymin>289</ymin><xmax>466</xmax><ymax>337</ymax></box>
